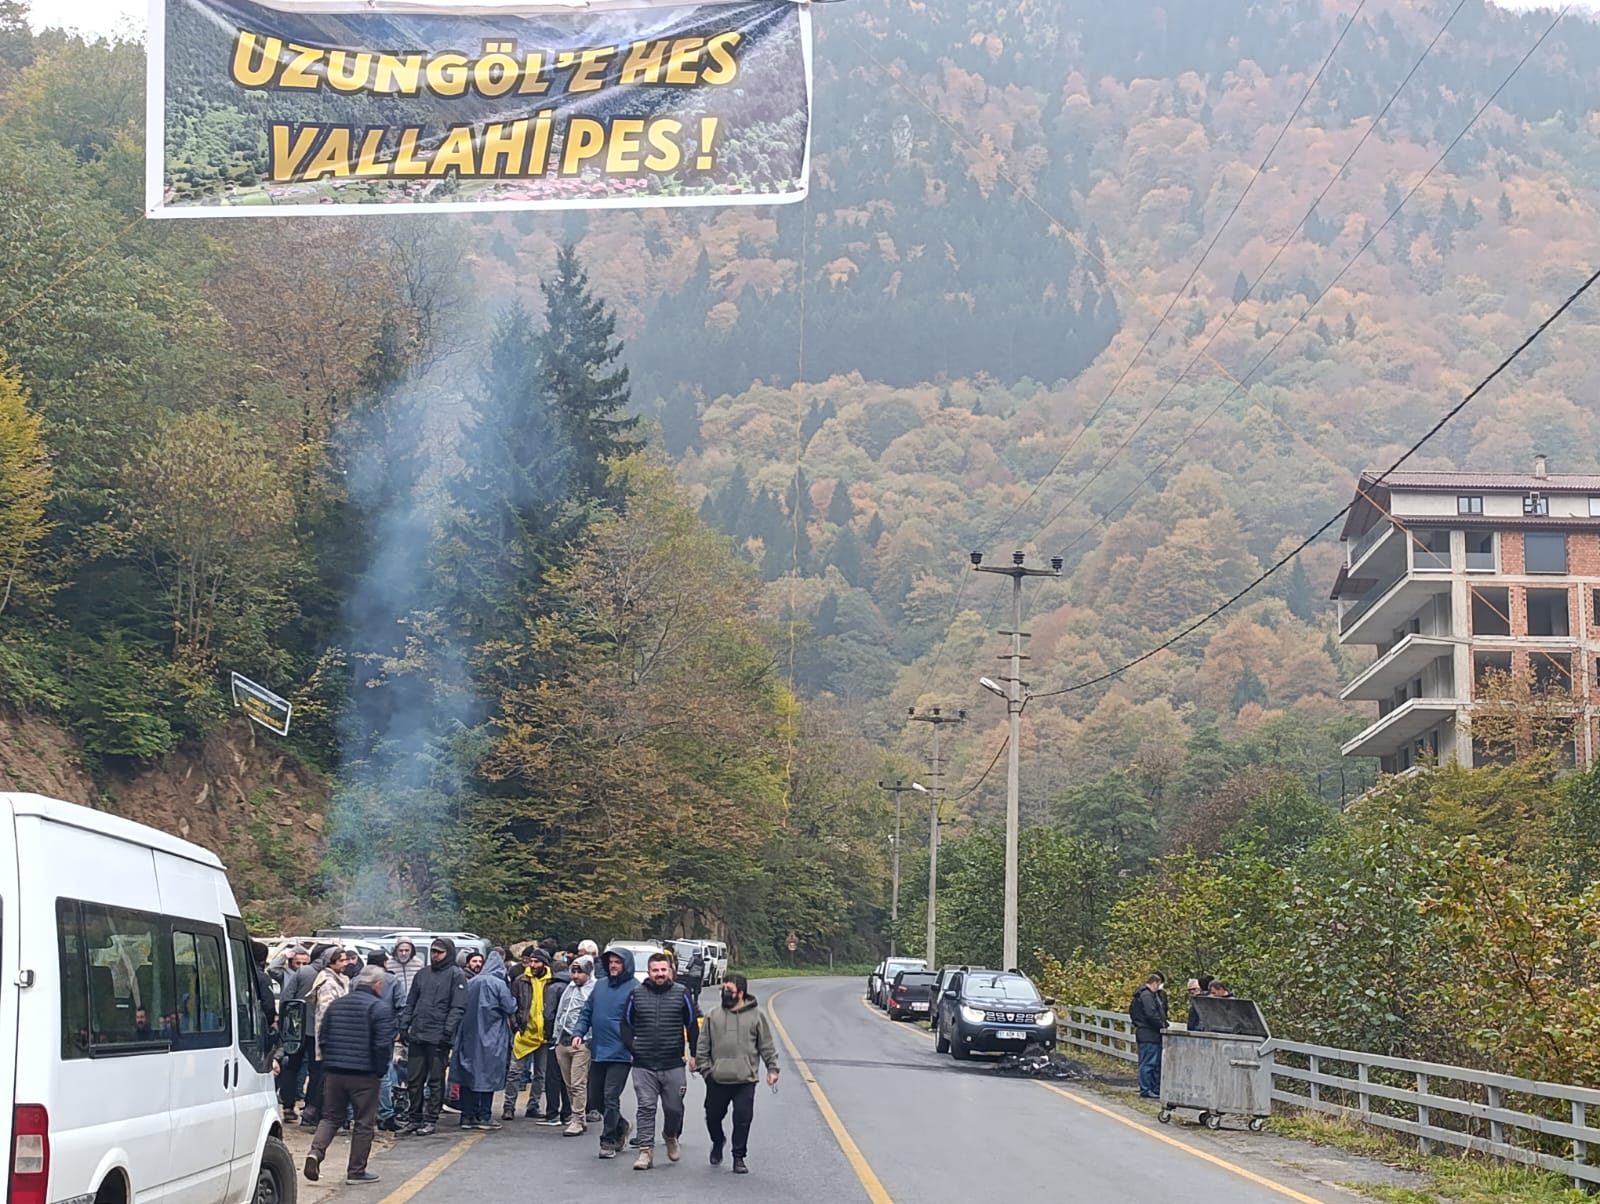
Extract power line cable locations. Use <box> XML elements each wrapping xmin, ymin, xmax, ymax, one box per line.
<box><xmin>890</xmin><ymin>5</ymin><xmax>1367</xmax><ymax>698</ymax></box>
<box><xmin>1025</xmin><ymin>0</ymin><xmax>1470</xmax><ymax>549</ymax></box>
<box><xmin>1048</xmin><ymin>1</ymin><xmax>1570</xmax><ymax>565</ymax></box>
<box><xmin>971</xmin><ymin>0</ymin><xmax>1368</xmax><ymax>547</ymax></box>
<box><xmin>952</xmin><ymin>733</ymin><xmax>1010</xmax><ymax>801</ymax></box>
<box><xmin>1028</xmin><ymin>259</ymin><xmax>1600</xmax><ymax>702</ymax></box>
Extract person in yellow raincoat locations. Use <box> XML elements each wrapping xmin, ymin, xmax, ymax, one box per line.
<box><xmin>503</xmin><ymin>947</ymin><xmax>551</xmax><ymax>1120</ymax></box>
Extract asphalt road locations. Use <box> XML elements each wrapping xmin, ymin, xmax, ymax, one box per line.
<box><xmin>308</xmin><ymin>976</ymin><xmax>1357</xmax><ymax>1204</ymax></box>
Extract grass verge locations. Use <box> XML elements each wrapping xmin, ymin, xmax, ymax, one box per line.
<box><xmin>736</xmin><ymin>964</ymin><xmax>873</xmax><ymax>979</ymax></box>
<box><xmin>1271</xmin><ymin>1112</ymin><xmax>1588</xmax><ymax>1203</ymax></box>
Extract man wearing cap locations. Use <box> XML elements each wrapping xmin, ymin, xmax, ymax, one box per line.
<box><xmin>504</xmin><ymin>947</ymin><xmax>550</xmax><ymax>1120</ymax></box>
<box><xmin>540</xmin><ymin>949</ymin><xmax>574</xmax><ymax>1125</ymax></box>
<box><xmin>303</xmin><ymin>965</ymin><xmax>396</xmax><ymax>1185</ymax></box>
<box><xmin>398</xmin><ymin>938</ymin><xmax>467</xmax><ymax>1136</ymax></box>
<box><xmin>553</xmin><ymin>956</ymin><xmax>596</xmax><ymax>1135</ymax></box>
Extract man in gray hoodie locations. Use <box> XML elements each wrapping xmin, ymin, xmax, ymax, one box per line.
<box><xmin>552</xmin><ymin>956</ymin><xmax>596</xmax><ymax>1136</ymax></box>
<box><xmin>697</xmin><ymin>974</ymin><xmax>779</xmax><ymax>1175</ymax></box>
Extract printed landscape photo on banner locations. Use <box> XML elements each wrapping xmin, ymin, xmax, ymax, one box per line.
<box><xmin>148</xmin><ymin>0</ymin><xmax>813</xmax><ymax>215</ymax></box>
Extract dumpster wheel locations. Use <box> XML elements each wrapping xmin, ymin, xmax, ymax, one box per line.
<box><xmin>1157</xmin><ymin>1109</ymin><xmax>1172</xmax><ymax>1124</ymax></box>
<box><xmin>1248</xmin><ymin>1117</ymin><xmax>1266</xmax><ymax>1132</ymax></box>
<box><xmin>1203</xmin><ymin>1111</ymin><xmax>1223</xmax><ymax>1130</ymax></box>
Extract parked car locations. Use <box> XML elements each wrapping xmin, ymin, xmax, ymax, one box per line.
<box><xmin>927</xmin><ymin>965</ymin><xmax>989</xmax><ymax>1035</ymax></box>
<box><xmin>606</xmin><ymin>940</ymin><xmax>667</xmax><ymax>981</ymax></box>
<box><xmin>867</xmin><ymin>956</ymin><xmax>927</xmax><ymax>1007</ymax></box>
<box><xmin>885</xmin><ymin>969</ymin><xmax>939</xmax><ymax>1021</ymax></box>
<box><xmin>664</xmin><ymin>938</ymin><xmax>728</xmax><ymax>986</ymax></box>
<box><xmin>1</xmin><ymin>791</ymin><xmax>296</xmax><ymax>1204</ymax></box>
<box><xmin>933</xmin><ymin>968</ymin><xmax>1057</xmax><ymax>1060</ymax></box>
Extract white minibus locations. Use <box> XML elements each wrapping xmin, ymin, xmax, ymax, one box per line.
<box><xmin>2</xmin><ymin>792</ymin><xmax>294</xmax><ymax>1204</ymax></box>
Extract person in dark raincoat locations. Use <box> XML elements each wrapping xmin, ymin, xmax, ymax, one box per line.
<box><xmin>449</xmin><ymin>950</ymin><xmax>517</xmax><ymax>1130</ymax></box>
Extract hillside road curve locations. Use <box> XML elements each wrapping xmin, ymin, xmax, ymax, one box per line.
<box><xmin>311</xmin><ymin>975</ymin><xmax>1366</xmax><ymax>1204</ymax></box>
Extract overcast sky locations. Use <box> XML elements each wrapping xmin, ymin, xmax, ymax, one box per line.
<box><xmin>26</xmin><ymin>0</ymin><xmax>1598</xmax><ymax>38</ymax></box>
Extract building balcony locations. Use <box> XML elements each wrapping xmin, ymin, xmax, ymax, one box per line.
<box><xmin>1347</xmin><ymin>519</ymin><xmax>1399</xmax><ymax>573</ymax></box>
<box><xmin>1341</xmin><ymin>635</ymin><xmax>1461</xmax><ymax>702</ymax></box>
<box><xmin>1337</xmin><ymin>573</ymin><xmax>1452</xmax><ymax>643</ymax></box>
<box><xmin>1341</xmin><ymin>697</ymin><xmax>1465</xmax><ymax>760</ymax></box>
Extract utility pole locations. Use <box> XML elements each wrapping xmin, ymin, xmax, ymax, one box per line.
<box><xmin>876</xmin><ymin>779</ymin><xmax>922</xmax><ymax>956</ymax></box>
<box><xmin>908</xmin><ymin>706</ymin><xmax>963</xmax><ymax>968</ymax></box>
<box><xmin>972</xmin><ymin>550</ymin><xmax>1061</xmax><ymax>972</ymax></box>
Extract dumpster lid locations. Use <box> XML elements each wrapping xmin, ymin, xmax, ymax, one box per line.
<box><xmin>1187</xmin><ymin>996</ymin><xmax>1270</xmax><ymax>1039</ymax></box>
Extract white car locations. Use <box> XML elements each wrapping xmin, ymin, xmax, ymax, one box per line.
<box><xmin>664</xmin><ymin>938</ymin><xmax>728</xmax><ymax>985</ymax></box>
<box><xmin>1</xmin><ymin>792</ymin><xmax>295</xmax><ymax>1204</ymax></box>
<box><xmin>605</xmin><ymin>941</ymin><xmax>666</xmax><ymax>982</ymax></box>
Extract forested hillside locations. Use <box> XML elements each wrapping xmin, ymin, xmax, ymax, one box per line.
<box><xmin>5</xmin><ymin>0</ymin><xmax>1600</xmax><ymax>1001</ymax></box>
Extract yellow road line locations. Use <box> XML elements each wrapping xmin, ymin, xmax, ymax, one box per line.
<box><xmin>862</xmin><ymin>995</ymin><xmax>1320</xmax><ymax>1201</ymax></box>
<box><xmin>1033</xmin><ymin>1083</ymin><xmax>1325</xmax><ymax>1204</ymax></box>
<box><xmin>769</xmin><ymin>988</ymin><xmax>895</xmax><ymax>1204</ymax></box>
<box><xmin>376</xmin><ymin>1131</ymin><xmax>484</xmax><ymax>1204</ymax></box>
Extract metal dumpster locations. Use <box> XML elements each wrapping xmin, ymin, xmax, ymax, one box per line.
<box><xmin>1157</xmin><ymin>997</ymin><xmax>1273</xmax><ymax>1131</ymax></box>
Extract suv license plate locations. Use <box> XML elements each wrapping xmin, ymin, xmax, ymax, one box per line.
<box><xmin>996</xmin><ymin>1030</ymin><xmax>1027</xmax><ymax>1040</ymax></box>
<box><xmin>911</xmin><ymin>1002</ymin><xmax>928</xmax><ymax>1011</ymax></box>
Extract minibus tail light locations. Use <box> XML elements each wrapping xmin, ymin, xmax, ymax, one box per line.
<box><xmin>11</xmin><ymin>1104</ymin><xmax>49</xmax><ymax>1204</ymax></box>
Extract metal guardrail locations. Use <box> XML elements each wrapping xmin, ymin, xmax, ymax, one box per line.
<box><xmin>1267</xmin><ymin>1039</ymin><xmax>1600</xmax><ymax>1188</ymax></box>
<box><xmin>1056</xmin><ymin>1009</ymin><xmax>1600</xmax><ymax>1187</ymax></box>
<box><xmin>1059</xmin><ymin>1006</ymin><xmax>1138</xmax><ymax>1063</ymax></box>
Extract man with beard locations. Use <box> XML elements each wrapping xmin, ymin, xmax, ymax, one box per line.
<box><xmin>621</xmin><ymin>952</ymin><xmax>699</xmax><ymax>1170</ymax></box>
<box><xmin>570</xmin><ymin>946</ymin><xmax>638</xmax><ymax>1159</ymax></box>
<box><xmin>697</xmin><ymin>973</ymin><xmax>779</xmax><ymax>1175</ymax></box>
<box><xmin>397</xmin><ymin>938</ymin><xmax>467</xmax><ymax>1136</ymax></box>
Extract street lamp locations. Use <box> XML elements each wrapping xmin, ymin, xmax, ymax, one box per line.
<box><xmin>971</xmin><ymin>549</ymin><xmax>1061</xmax><ymax>972</ymax></box>
<box><xmin>907</xmin><ymin>709</ymin><xmax>964</xmax><ymax>968</ymax></box>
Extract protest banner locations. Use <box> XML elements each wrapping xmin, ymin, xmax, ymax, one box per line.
<box><xmin>148</xmin><ymin>0</ymin><xmax>812</xmax><ymax>215</ymax></box>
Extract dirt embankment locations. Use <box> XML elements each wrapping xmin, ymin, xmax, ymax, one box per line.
<box><xmin>0</xmin><ymin>706</ymin><xmax>330</xmax><ymax>930</ymax></box>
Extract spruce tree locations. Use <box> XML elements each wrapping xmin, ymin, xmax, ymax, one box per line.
<box><xmin>831</xmin><ymin>527</ymin><xmax>865</xmax><ymax>587</ymax></box>
<box><xmin>864</xmin><ymin>512</ymin><xmax>885</xmax><ymax>547</ymax></box>
<box><xmin>1231</xmin><ymin>271</ymin><xmax>1250</xmax><ymax>304</ymax></box>
<box><xmin>538</xmin><ymin>243</ymin><xmax>640</xmax><ymax>503</ymax></box>
<box><xmin>445</xmin><ymin>300</ymin><xmax>569</xmax><ymax>645</ymax></box>
<box><xmin>1460</xmin><ymin>197</ymin><xmax>1480</xmax><ymax>230</ymax></box>
<box><xmin>1344</xmin><ymin>312</ymin><xmax>1357</xmax><ymax>341</ymax></box>
<box><xmin>827</xmin><ymin>481</ymin><xmax>855</xmax><ymax>527</ymax></box>
<box><xmin>658</xmin><ymin>387</ymin><xmax>702</xmax><ymax>458</ymax></box>
<box><xmin>1498</xmin><ymin>191</ymin><xmax>1513</xmax><ymax>222</ymax></box>
<box><xmin>1286</xmin><ymin>557</ymin><xmax>1315</xmax><ymax>622</ymax></box>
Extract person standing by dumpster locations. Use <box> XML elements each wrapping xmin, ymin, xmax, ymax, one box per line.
<box><xmin>1128</xmin><ymin>972</ymin><xmax>1169</xmax><ymax>1099</ymax></box>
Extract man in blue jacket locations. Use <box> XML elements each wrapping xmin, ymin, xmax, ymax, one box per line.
<box><xmin>570</xmin><ymin>946</ymin><xmax>637</xmax><ymax>1159</ymax></box>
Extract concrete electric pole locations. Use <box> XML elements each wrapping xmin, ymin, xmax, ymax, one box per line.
<box><xmin>972</xmin><ymin>550</ymin><xmax>1061</xmax><ymax>972</ymax></box>
<box><xmin>875</xmin><ymin>779</ymin><xmax>924</xmax><ymax>956</ymax></box>
<box><xmin>908</xmin><ymin>707</ymin><xmax>963</xmax><ymax>968</ymax></box>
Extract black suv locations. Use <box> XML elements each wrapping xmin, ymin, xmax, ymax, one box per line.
<box><xmin>933</xmin><ymin>969</ymin><xmax>1056</xmax><ymax>1060</ymax></box>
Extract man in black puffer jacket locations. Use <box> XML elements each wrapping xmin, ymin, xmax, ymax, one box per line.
<box><xmin>622</xmin><ymin>951</ymin><xmax>699</xmax><ymax>1170</ymax></box>
<box><xmin>304</xmin><ymin>966</ymin><xmax>396</xmax><ymax>1185</ymax></box>
<box><xmin>398</xmin><ymin>938</ymin><xmax>467</xmax><ymax>1135</ymax></box>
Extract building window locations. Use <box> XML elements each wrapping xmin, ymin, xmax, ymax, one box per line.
<box><xmin>1465</xmin><ymin>530</ymin><xmax>1495</xmax><ymax>572</ymax></box>
<box><xmin>1471</xmin><ymin>587</ymin><xmax>1511</xmax><ymax>636</ymax></box>
<box><xmin>1590</xmin><ymin>497</ymin><xmax>1600</xmax><ymax>517</ymax></box>
<box><xmin>1474</xmin><ymin>650</ymin><xmax>1512</xmax><ymax>689</ymax></box>
<box><xmin>1524</xmin><ymin>493</ymin><xmax>1549</xmax><ymax>516</ymax></box>
<box><xmin>1524</xmin><ymin>532</ymin><xmax>1568</xmax><ymax>574</ymax></box>
<box><xmin>1526</xmin><ymin>588</ymin><xmax>1570</xmax><ymax>637</ymax></box>
<box><xmin>1532</xmin><ymin>651</ymin><xmax>1572</xmax><ymax>693</ymax></box>
<box><xmin>1458</xmin><ymin>495</ymin><xmax>1483</xmax><ymax>514</ymax></box>
<box><xmin>1412</xmin><ymin>528</ymin><xmax>1450</xmax><ymax>571</ymax></box>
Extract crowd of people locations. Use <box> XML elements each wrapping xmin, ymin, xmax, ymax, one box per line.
<box><xmin>1127</xmin><ymin>971</ymin><xmax>1237</xmax><ymax>1100</ymax></box>
<box><xmin>267</xmin><ymin>937</ymin><xmax>780</xmax><ymax>1185</ymax></box>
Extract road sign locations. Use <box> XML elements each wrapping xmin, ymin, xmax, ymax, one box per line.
<box><xmin>231</xmin><ymin>672</ymin><xmax>292</xmax><ymax>736</ymax></box>
<box><xmin>785</xmin><ymin>931</ymin><xmax>798</xmax><ymax>953</ymax></box>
